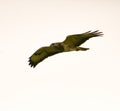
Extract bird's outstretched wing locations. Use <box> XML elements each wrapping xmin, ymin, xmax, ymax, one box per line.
<box><xmin>29</xmin><ymin>45</ymin><xmax>64</xmax><ymax>67</ymax></box>
<box><xmin>63</xmin><ymin>30</ymin><xmax>103</xmax><ymax>47</ymax></box>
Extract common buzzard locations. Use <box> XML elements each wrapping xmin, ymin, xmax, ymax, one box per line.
<box><xmin>28</xmin><ymin>30</ymin><xmax>103</xmax><ymax>67</ymax></box>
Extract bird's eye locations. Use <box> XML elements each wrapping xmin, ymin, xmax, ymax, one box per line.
<box><xmin>50</xmin><ymin>43</ymin><xmax>55</xmax><ymax>46</ymax></box>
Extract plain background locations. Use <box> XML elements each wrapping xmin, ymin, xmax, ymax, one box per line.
<box><xmin>0</xmin><ymin>0</ymin><xmax>120</xmax><ymax>111</ymax></box>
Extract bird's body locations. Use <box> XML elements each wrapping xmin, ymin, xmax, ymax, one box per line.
<box><xmin>29</xmin><ymin>30</ymin><xmax>103</xmax><ymax>67</ymax></box>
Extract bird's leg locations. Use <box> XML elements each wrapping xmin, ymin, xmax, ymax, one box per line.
<box><xmin>76</xmin><ymin>47</ymin><xmax>89</xmax><ymax>51</ymax></box>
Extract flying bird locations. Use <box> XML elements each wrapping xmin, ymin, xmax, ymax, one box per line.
<box><xmin>28</xmin><ymin>30</ymin><xmax>103</xmax><ymax>67</ymax></box>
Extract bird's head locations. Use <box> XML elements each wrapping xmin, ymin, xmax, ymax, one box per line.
<box><xmin>50</xmin><ymin>42</ymin><xmax>62</xmax><ymax>47</ymax></box>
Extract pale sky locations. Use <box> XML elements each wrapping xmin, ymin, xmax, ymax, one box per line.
<box><xmin>0</xmin><ymin>0</ymin><xmax>120</xmax><ymax>111</ymax></box>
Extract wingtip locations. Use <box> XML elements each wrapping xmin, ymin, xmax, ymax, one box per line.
<box><xmin>28</xmin><ymin>57</ymin><xmax>36</xmax><ymax>68</ymax></box>
<box><xmin>84</xmin><ymin>30</ymin><xmax>103</xmax><ymax>37</ymax></box>
<box><xmin>92</xmin><ymin>30</ymin><xmax>104</xmax><ymax>36</ymax></box>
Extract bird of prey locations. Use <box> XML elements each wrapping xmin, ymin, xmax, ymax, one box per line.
<box><xmin>28</xmin><ymin>30</ymin><xmax>103</xmax><ymax>67</ymax></box>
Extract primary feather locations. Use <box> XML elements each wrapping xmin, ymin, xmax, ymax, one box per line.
<box><xmin>28</xmin><ymin>30</ymin><xmax>103</xmax><ymax>67</ymax></box>
<box><xmin>29</xmin><ymin>44</ymin><xmax>64</xmax><ymax>67</ymax></box>
<box><xmin>63</xmin><ymin>30</ymin><xmax>103</xmax><ymax>47</ymax></box>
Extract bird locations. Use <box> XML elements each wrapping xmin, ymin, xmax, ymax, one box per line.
<box><xmin>28</xmin><ymin>30</ymin><xmax>103</xmax><ymax>67</ymax></box>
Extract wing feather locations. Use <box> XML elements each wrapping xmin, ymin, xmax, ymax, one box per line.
<box><xmin>63</xmin><ymin>30</ymin><xmax>103</xmax><ymax>47</ymax></box>
<box><xmin>29</xmin><ymin>45</ymin><xmax>64</xmax><ymax>67</ymax></box>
